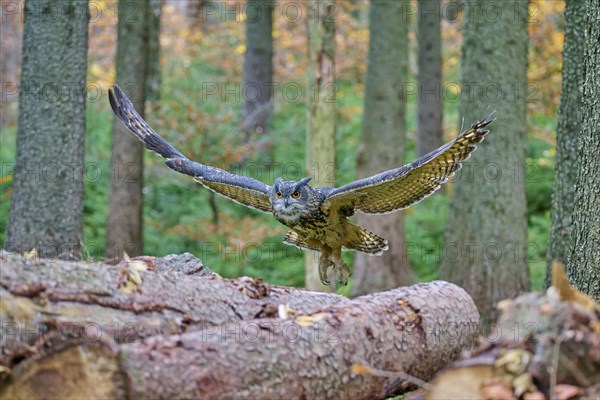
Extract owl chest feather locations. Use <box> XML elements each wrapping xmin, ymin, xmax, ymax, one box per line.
<box><xmin>277</xmin><ymin>208</ymin><xmax>346</xmax><ymax>247</ymax></box>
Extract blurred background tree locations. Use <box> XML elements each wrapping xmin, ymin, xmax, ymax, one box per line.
<box><xmin>438</xmin><ymin>0</ymin><xmax>531</xmax><ymax>325</ymax></box>
<box><xmin>146</xmin><ymin>0</ymin><xmax>162</xmax><ymax>102</ymax></box>
<box><xmin>105</xmin><ymin>0</ymin><xmax>152</xmax><ymax>260</ymax></box>
<box><xmin>416</xmin><ymin>0</ymin><xmax>443</xmax><ymax>157</ymax></box>
<box><xmin>304</xmin><ymin>0</ymin><xmax>337</xmax><ymax>291</ymax></box>
<box><xmin>242</xmin><ymin>0</ymin><xmax>274</xmax><ymax>142</ymax></box>
<box><xmin>351</xmin><ymin>0</ymin><xmax>415</xmax><ymax>296</ymax></box>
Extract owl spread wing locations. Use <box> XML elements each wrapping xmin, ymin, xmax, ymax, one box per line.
<box><xmin>323</xmin><ymin>114</ymin><xmax>495</xmax><ymax>215</ymax></box>
<box><xmin>108</xmin><ymin>84</ymin><xmax>273</xmax><ymax>213</ymax></box>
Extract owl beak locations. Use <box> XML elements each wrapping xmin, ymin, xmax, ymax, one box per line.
<box><xmin>284</xmin><ymin>198</ymin><xmax>290</xmax><ymax>208</ymax></box>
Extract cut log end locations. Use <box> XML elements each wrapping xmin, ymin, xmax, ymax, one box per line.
<box><xmin>1</xmin><ymin>343</ymin><xmax>125</xmax><ymax>400</ymax></box>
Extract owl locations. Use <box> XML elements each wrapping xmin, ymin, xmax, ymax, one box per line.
<box><xmin>109</xmin><ymin>85</ymin><xmax>493</xmax><ymax>286</ymax></box>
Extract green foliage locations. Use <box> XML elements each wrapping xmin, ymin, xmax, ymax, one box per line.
<box><xmin>526</xmin><ymin>137</ymin><xmax>555</xmax><ymax>216</ymax></box>
<box><xmin>529</xmin><ymin>212</ymin><xmax>551</xmax><ymax>291</ymax></box>
<box><xmin>404</xmin><ymin>195</ymin><xmax>450</xmax><ymax>282</ymax></box>
<box><xmin>524</xmin><ymin>114</ymin><xmax>556</xmax><ymax>290</ymax></box>
<box><xmin>82</xmin><ymin>101</ymin><xmax>112</xmax><ymax>258</ymax></box>
<box><xmin>0</xmin><ymin>124</ymin><xmax>17</xmax><ymax>246</ymax></box>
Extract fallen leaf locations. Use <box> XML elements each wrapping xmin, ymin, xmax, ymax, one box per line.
<box><xmin>497</xmin><ymin>299</ymin><xmax>512</xmax><ymax>312</ymax></box>
<box><xmin>551</xmin><ymin>261</ymin><xmax>600</xmax><ymax>312</ymax></box>
<box><xmin>295</xmin><ymin>312</ymin><xmax>329</xmax><ymax>327</ymax></box>
<box><xmin>496</xmin><ymin>349</ymin><xmax>530</xmax><ymax>374</ymax></box>
<box><xmin>278</xmin><ymin>304</ymin><xmax>296</xmax><ymax>320</ymax></box>
<box><xmin>426</xmin><ymin>364</ymin><xmax>496</xmax><ymax>400</ymax></box>
<box><xmin>523</xmin><ymin>391</ymin><xmax>546</xmax><ymax>400</ymax></box>
<box><xmin>123</xmin><ymin>253</ymin><xmax>148</xmax><ymax>271</ymax></box>
<box><xmin>512</xmin><ymin>372</ymin><xmax>535</xmax><ymax>397</ymax></box>
<box><xmin>119</xmin><ymin>267</ymin><xmax>142</xmax><ymax>294</ymax></box>
<box><xmin>538</xmin><ymin>303</ymin><xmax>554</xmax><ymax>314</ymax></box>
<box><xmin>481</xmin><ymin>378</ymin><xmax>516</xmax><ymax>400</ymax></box>
<box><xmin>23</xmin><ymin>248</ymin><xmax>38</xmax><ymax>260</ymax></box>
<box><xmin>351</xmin><ymin>363</ymin><xmax>372</xmax><ymax>376</ymax></box>
<box><xmin>555</xmin><ymin>384</ymin><xmax>583</xmax><ymax>400</ymax></box>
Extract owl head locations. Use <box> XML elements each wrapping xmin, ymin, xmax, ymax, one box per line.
<box><xmin>269</xmin><ymin>176</ymin><xmax>315</xmax><ymax>222</ymax></box>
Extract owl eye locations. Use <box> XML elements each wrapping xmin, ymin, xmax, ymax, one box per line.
<box><xmin>275</xmin><ymin>191</ymin><xmax>283</xmax><ymax>198</ymax></box>
<box><xmin>292</xmin><ymin>191</ymin><xmax>301</xmax><ymax>198</ymax></box>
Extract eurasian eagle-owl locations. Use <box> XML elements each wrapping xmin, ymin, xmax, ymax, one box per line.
<box><xmin>109</xmin><ymin>84</ymin><xmax>493</xmax><ymax>285</ymax></box>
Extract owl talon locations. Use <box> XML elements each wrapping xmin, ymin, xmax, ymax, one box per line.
<box><xmin>333</xmin><ymin>260</ymin><xmax>351</xmax><ymax>287</ymax></box>
<box><xmin>318</xmin><ymin>261</ymin><xmax>333</xmax><ymax>286</ymax></box>
<box><xmin>318</xmin><ymin>251</ymin><xmax>335</xmax><ymax>286</ymax></box>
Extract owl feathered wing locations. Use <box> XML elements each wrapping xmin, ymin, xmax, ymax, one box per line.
<box><xmin>323</xmin><ymin>114</ymin><xmax>494</xmax><ymax>215</ymax></box>
<box><xmin>108</xmin><ymin>84</ymin><xmax>272</xmax><ymax>213</ymax></box>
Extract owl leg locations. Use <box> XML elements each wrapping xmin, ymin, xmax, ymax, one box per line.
<box><xmin>318</xmin><ymin>247</ymin><xmax>334</xmax><ymax>285</ymax></box>
<box><xmin>331</xmin><ymin>247</ymin><xmax>351</xmax><ymax>286</ymax></box>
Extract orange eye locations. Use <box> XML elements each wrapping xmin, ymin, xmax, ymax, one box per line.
<box><xmin>292</xmin><ymin>191</ymin><xmax>301</xmax><ymax>198</ymax></box>
<box><xmin>276</xmin><ymin>191</ymin><xmax>283</xmax><ymax>198</ymax></box>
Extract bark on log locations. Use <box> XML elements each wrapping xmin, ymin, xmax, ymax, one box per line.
<box><xmin>1</xmin><ymin>251</ymin><xmax>480</xmax><ymax>399</ymax></box>
<box><xmin>0</xmin><ymin>251</ymin><xmax>347</xmax><ymax>345</ymax></box>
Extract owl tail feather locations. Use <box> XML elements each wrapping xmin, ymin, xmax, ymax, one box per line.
<box><xmin>344</xmin><ymin>224</ymin><xmax>389</xmax><ymax>255</ymax></box>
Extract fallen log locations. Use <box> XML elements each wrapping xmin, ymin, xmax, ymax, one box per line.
<box><xmin>0</xmin><ymin>250</ymin><xmax>347</xmax><ymax>343</ymax></box>
<box><xmin>1</xmin><ymin>251</ymin><xmax>480</xmax><ymax>399</ymax></box>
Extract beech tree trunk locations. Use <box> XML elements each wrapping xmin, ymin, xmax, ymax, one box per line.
<box><xmin>545</xmin><ymin>0</ymin><xmax>585</xmax><ymax>288</ymax></box>
<box><xmin>305</xmin><ymin>0</ymin><xmax>337</xmax><ymax>291</ymax></box>
<box><xmin>105</xmin><ymin>0</ymin><xmax>150</xmax><ymax>260</ymax></box>
<box><xmin>242</xmin><ymin>0</ymin><xmax>274</xmax><ymax>136</ymax></box>
<box><xmin>351</xmin><ymin>0</ymin><xmax>415</xmax><ymax>296</ymax></box>
<box><xmin>566</xmin><ymin>0</ymin><xmax>600</xmax><ymax>300</ymax></box>
<box><xmin>1</xmin><ymin>251</ymin><xmax>480</xmax><ymax>399</ymax></box>
<box><xmin>4</xmin><ymin>0</ymin><xmax>89</xmax><ymax>260</ymax></box>
<box><xmin>145</xmin><ymin>0</ymin><xmax>161</xmax><ymax>102</ymax></box>
<box><xmin>417</xmin><ymin>0</ymin><xmax>443</xmax><ymax>157</ymax></box>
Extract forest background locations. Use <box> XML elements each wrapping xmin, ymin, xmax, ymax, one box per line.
<box><xmin>0</xmin><ymin>0</ymin><xmax>563</xmax><ymax>292</ymax></box>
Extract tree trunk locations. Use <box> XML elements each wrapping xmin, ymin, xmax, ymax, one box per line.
<box><xmin>105</xmin><ymin>0</ymin><xmax>150</xmax><ymax>261</ymax></box>
<box><xmin>0</xmin><ymin>0</ymin><xmax>22</xmax><ymax>126</ymax></box>
<box><xmin>566</xmin><ymin>0</ymin><xmax>600</xmax><ymax>301</ymax></box>
<box><xmin>305</xmin><ymin>0</ymin><xmax>337</xmax><ymax>291</ymax></box>
<box><xmin>4</xmin><ymin>0</ymin><xmax>89</xmax><ymax>260</ymax></box>
<box><xmin>145</xmin><ymin>0</ymin><xmax>161</xmax><ymax>103</ymax></box>
<box><xmin>545</xmin><ymin>0</ymin><xmax>585</xmax><ymax>288</ymax></box>
<box><xmin>242</xmin><ymin>0</ymin><xmax>274</xmax><ymax>136</ymax></box>
<box><xmin>1</xmin><ymin>251</ymin><xmax>480</xmax><ymax>399</ymax></box>
<box><xmin>416</xmin><ymin>0</ymin><xmax>443</xmax><ymax>157</ymax></box>
<box><xmin>351</xmin><ymin>0</ymin><xmax>415</xmax><ymax>296</ymax></box>
<box><xmin>438</xmin><ymin>0</ymin><xmax>530</xmax><ymax>325</ymax></box>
